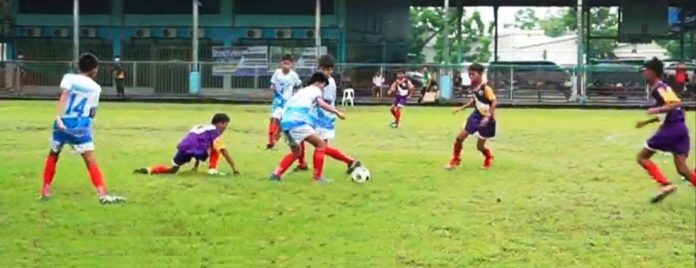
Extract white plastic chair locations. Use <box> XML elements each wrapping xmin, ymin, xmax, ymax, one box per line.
<box><xmin>342</xmin><ymin>88</ymin><xmax>355</xmax><ymax>106</ymax></box>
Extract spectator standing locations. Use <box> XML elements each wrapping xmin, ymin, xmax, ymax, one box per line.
<box><xmin>371</xmin><ymin>71</ymin><xmax>385</xmax><ymax>98</ymax></box>
<box><xmin>112</xmin><ymin>57</ymin><xmax>126</xmax><ymax>98</ymax></box>
<box><xmin>418</xmin><ymin>66</ymin><xmax>432</xmax><ymax>103</ymax></box>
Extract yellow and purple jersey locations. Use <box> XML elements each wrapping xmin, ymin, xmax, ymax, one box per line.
<box><xmin>472</xmin><ymin>84</ymin><xmax>496</xmax><ymax>117</ymax></box>
<box><xmin>650</xmin><ymin>81</ymin><xmax>684</xmax><ymax>124</ymax></box>
<box><xmin>177</xmin><ymin>124</ymin><xmax>223</xmax><ymax>155</ymax></box>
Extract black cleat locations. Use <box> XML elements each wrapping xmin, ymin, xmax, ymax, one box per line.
<box><xmin>650</xmin><ymin>185</ymin><xmax>677</xmax><ymax>204</ymax></box>
<box><xmin>293</xmin><ymin>165</ymin><xmax>309</xmax><ymax>172</ymax></box>
<box><xmin>346</xmin><ymin>160</ymin><xmax>362</xmax><ymax>174</ymax></box>
<box><xmin>266</xmin><ymin>144</ymin><xmax>275</xmax><ymax>150</ymax></box>
<box><xmin>133</xmin><ymin>168</ymin><xmax>149</xmax><ymax>175</ymax></box>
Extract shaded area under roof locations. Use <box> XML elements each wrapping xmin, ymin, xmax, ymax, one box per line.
<box><xmin>411</xmin><ymin>0</ymin><xmax>696</xmax><ymax>7</ymax></box>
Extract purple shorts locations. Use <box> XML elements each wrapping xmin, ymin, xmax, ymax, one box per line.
<box><xmin>646</xmin><ymin>122</ymin><xmax>691</xmax><ymax>156</ymax></box>
<box><xmin>393</xmin><ymin>95</ymin><xmax>408</xmax><ymax>107</ymax></box>
<box><xmin>172</xmin><ymin>150</ymin><xmax>208</xmax><ymax>166</ymax></box>
<box><xmin>464</xmin><ymin>112</ymin><xmax>496</xmax><ymax>139</ymax></box>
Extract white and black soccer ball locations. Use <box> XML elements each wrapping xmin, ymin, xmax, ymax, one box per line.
<box><xmin>350</xmin><ymin>166</ymin><xmax>371</xmax><ymax>183</ymax></box>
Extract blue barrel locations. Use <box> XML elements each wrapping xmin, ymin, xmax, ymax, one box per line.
<box><xmin>439</xmin><ymin>74</ymin><xmax>452</xmax><ymax>101</ymax></box>
<box><xmin>189</xmin><ymin>71</ymin><xmax>201</xmax><ymax>95</ymax></box>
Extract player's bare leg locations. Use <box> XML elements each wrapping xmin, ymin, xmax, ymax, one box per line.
<box><xmin>673</xmin><ymin>154</ymin><xmax>696</xmax><ymax>187</ymax></box>
<box><xmin>40</xmin><ymin>150</ymin><xmax>61</xmax><ymax>199</ymax></box>
<box><xmin>81</xmin><ymin>151</ymin><xmax>125</xmax><ymax>204</ymax></box>
<box><xmin>477</xmin><ymin>138</ymin><xmax>494</xmax><ymax>170</ymax></box>
<box><xmin>636</xmin><ymin>149</ymin><xmax>675</xmax><ymax>203</ymax></box>
<box><xmin>446</xmin><ymin>130</ymin><xmax>469</xmax><ymax>170</ymax></box>
<box><xmin>390</xmin><ymin>106</ymin><xmax>402</xmax><ymax>128</ymax></box>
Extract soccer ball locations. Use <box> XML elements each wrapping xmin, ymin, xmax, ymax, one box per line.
<box><xmin>350</xmin><ymin>166</ymin><xmax>371</xmax><ymax>183</ymax></box>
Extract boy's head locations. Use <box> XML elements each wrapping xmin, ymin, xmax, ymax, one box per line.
<box><xmin>280</xmin><ymin>54</ymin><xmax>294</xmax><ymax>72</ymax></box>
<box><xmin>211</xmin><ymin>113</ymin><xmax>231</xmax><ymax>132</ymax></box>
<box><xmin>396</xmin><ymin>70</ymin><xmax>406</xmax><ymax>81</ymax></box>
<box><xmin>643</xmin><ymin>57</ymin><xmax>663</xmax><ymax>82</ymax></box>
<box><xmin>318</xmin><ymin>55</ymin><xmax>335</xmax><ymax>76</ymax></box>
<box><xmin>78</xmin><ymin>53</ymin><xmax>99</xmax><ymax>78</ymax></box>
<box><xmin>308</xmin><ymin>72</ymin><xmax>330</xmax><ymax>89</ymax></box>
<box><xmin>468</xmin><ymin>63</ymin><xmax>485</xmax><ymax>84</ymax></box>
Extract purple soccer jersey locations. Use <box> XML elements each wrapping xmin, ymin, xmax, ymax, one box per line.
<box><xmin>645</xmin><ymin>82</ymin><xmax>691</xmax><ymax>155</ymax></box>
<box><xmin>177</xmin><ymin>124</ymin><xmax>222</xmax><ymax>156</ymax></box>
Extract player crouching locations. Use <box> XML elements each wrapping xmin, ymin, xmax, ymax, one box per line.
<box><xmin>134</xmin><ymin>113</ymin><xmax>241</xmax><ymax>176</ymax></box>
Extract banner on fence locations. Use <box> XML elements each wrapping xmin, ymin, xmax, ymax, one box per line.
<box><xmin>211</xmin><ymin>46</ymin><xmax>246</xmax><ymax>76</ymax></box>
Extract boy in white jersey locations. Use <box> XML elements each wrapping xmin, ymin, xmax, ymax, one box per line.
<box><xmin>40</xmin><ymin>53</ymin><xmax>124</xmax><ymax>204</ymax></box>
<box><xmin>293</xmin><ymin>55</ymin><xmax>361</xmax><ymax>173</ymax></box>
<box><xmin>269</xmin><ymin>72</ymin><xmax>358</xmax><ymax>184</ymax></box>
<box><xmin>267</xmin><ymin>54</ymin><xmax>302</xmax><ymax>150</ymax></box>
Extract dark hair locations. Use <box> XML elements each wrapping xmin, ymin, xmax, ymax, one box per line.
<box><xmin>396</xmin><ymin>69</ymin><xmax>406</xmax><ymax>74</ymax></box>
<box><xmin>281</xmin><ymin>54</ymin><xmax>294</xmax><ymax>62</ymax></box>
<box><xmin>78</xmin><ymin>53</ymin><xmax>99</xmax><ymax>73</ymax></box>
<box><xmin>308</xmin><ymin>72</ymin><xmax>329</xmax><ymax>85</ymax></box>
<box><xmin>318</xmin><ymin>55</ymin><xmax>335</xmax><ymax>68</ymax></box>
<box><xmin>211</xmin><ymin>113</ymin><xmax>230</xmax><ymax>124</ymax></box>
<box><xmin>643</xmin><ymin>57</ymin><xmax>664</xmax><ymax>76</ymax></box>
<box><xmin>468</xmin><ymin>63</ymin><xmax>485</xmax><ymax>74</ymax></box>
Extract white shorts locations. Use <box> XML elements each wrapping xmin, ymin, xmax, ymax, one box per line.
<box><xmin>271</xmin><ymin>107</ymin><xmax>284</xmax><ymax>120</ymax></box>
<box><xmin>316</xmin><ymin>127</ymin><xmax>335</xmax><ymax>140</ymax></box>
<box><xmin>50</xmin><ymin>138</ymin><xmax>95</xmax><ymax>154</ymax></box>
<box><xmin>283</xmin><ymin>125</ymin><xmax>316</xmax><ymax>146</ymax></box>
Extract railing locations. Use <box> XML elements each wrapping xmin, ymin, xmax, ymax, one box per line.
<box><xmin>1</xmin><ymin>60</ymin><xmax>694</xmax><ymax>106</ymax></box>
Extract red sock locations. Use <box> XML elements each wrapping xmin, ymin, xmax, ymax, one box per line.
<box><xmin>208</xmin><ymin>149</ymin><xmax>220</xmax><ymax>169</ymax></box>
<box><xmin>688</xmin><ymin>171</ymin><xmax>696</xmax><ymax>187</ymax></box>
<box><xmin>481</xmin><ymin>148</ymin><xmax>493</xmax><ymax>159</ymax></box>
<box><xmin>297</xmin><ymin>142</ymin><xmax>307</xmax><ymax>167</ymax></box>
<box><xmin>325</xmin><ymin>146</ymin><xmax>353</xmax><ymax>165</ymax></box>
<box><xmin>395</xmin><ymin>109</ymin><xmax>402</xmax><ymax>124</ymax></box>
<box><xmin>390</xmin><ymin>107</ymin><xmax>396</xmax><ymax>117</ymax></box>
<box><xmin>642</xmin><ymin>160</ymin><xmax>670</xmax><ymax>186</ymax></box>
<box><xmin>268</xmin><ymin>122</ymin><xmax>277</xmax><ymax>145</ymax></box>
<box><xmin>453</xmin><ymin>141</ymin><xmax>463</xmax><ymax>159</ymax></box>
<box><xmin>274</xmin><ymin>152</ymin><xmax>297</xmax><ymax>177</ymax></box>
<box><xmin>150</xmin><ymin>165</ymin><xmax>174</xmax><ymax>174</ymax></box>
<box><xmin>313</xmin><ymin>148</ymin><xmax>326</xmax><ymax>180</ymax></box>
<box><xmin>42</xmin><ymin>154</ymin><xmax>59</xmax><ymax>187</ymax></box>
<box><xmin>87</xmin><ymin>164</ymin><xmax>107</xmax><ymax>196</ymax></box>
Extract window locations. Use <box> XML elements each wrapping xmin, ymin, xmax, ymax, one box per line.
<box><xmin>236</xmin><ymin>0</ymin><xmax>334</xmax><ymax>15</ymax></box>
<box><xmin>19</xmin><ymin>0</ymin><xmax>112</xmax><ymax>14</ymax></box>
<box><xmin>125</xmin><ymin>0</ymin><xmax>220</xmax><ymax>15</ymax></box>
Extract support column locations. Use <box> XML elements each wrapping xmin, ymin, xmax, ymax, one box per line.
<box><xmin>223</xmin><ymin>38</ymin><xmax>232</xmax><ymax>90</ymax></box>
<box><xmin>494</xmin><ymin>6</ymin><xmax>499</xmax><ymax>62</ymax></box>
<box><xmin>315</xmin><ymin>0</ymin><xmax>322</xmax><ymax>59</ymax></box>
<box><xmin>585</xmin><ymin>8</ymin><xmax>591</xmax><ymax>60</ymax></box>
<box><xmin>73</xmin><ymin>0</ymin><xmax>80</xmax><ymax>64</ymax></box>
<box><xmin>576</xmin><ymin>0</ymin><xmax>585</xmax><ymax>97</ymax></box>
<box><xmin>456</xmin><ymin>0</ymin><xmax>463</xmax><ymax>64</ymax></box>
<box><xmin>442</xmin><ymin>0</ymin><xmax>450</xmax><ymax>66</ymax></box>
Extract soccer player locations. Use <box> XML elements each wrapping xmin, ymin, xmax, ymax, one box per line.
<box><xmin>269</xmin><ymin>72</ymin><xmax>358</xmax><ymax>183</ymax></box>
<box><xmin>39</xmin><ymin>53</ymin><xmax>125</xmax><ymax>204</ymax></box>
<box><xmin>635</xmin><ymin>58</ymin><xmax>696</xmax><ymax>203</ymax></box>
<box><xmin>446</xmin><ymin>63</ymin><xmax>496</xmax><ymax>170</ymax></box>
<box><xmin>133</xmin><ymin>113</ymin><xmax>240</xmax><ymax>176</ymax></box>
<box><xmin>293</xmin><ymin>55</ymin><xmax>361</xmax><ymax>173</ymax></box>
<box><xmin>387</xmin><ymin>70</ymin><xmax>414</xmax><ymax>128</ymax></box>
<box><xmin>267</xmin><ymin>54</ymin><xmax>302</xmax><ymax>150</ymax></box>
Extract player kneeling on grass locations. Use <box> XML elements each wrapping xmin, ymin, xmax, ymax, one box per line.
<box><xmin>446</xmin><ymin>63</ymin><xmax>496</xmax><ymax>170</ymax></box>
<box><xmin>40</xmin><ymin>53</ymin><xmax>125</xmax><ymax>204</ymax></box>
<box><xmin>635</xmin><ymin>58</ymin><xmax>696</xmax><ymax>203</ymax></box>
<box><xmin>269</xmin><ymin>72</ymin><xmax>360</xmax><ymax>184</ymax></box>
<box><xmin>134</xmin><ymin>113</ymin><xmax>240</xmax><ymax>176</ymax></box>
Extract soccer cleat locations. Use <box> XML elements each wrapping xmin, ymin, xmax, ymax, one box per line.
<box><xmin>293</xmin><ymin>165</ymin><xmax>309</xmax><ymax>172</ymax></box>
<box><xmin>445</xmin><ymin>158</ymin><xmax>461</xmax><ymax>170</ymax></box>
<box><xmin>39</xmin><ymin>187</ymin><xmax>52</xmax><ymax>200</ymax></box>
<box><xmin>390</xmin><ymin>122</ymin><xmax>399</xmax><ymax>128</ymax></box>
<box><xmin>313</xmin><ymin>177</ymin><xmax>334</xmax><ymax>185</ymax></box>
<box><xmin>133</xmin><ymin>168</ymin><xmax>149</xmax><ymax>175</ymax></box>
<box><xmin>266</xmin><ymin>143</ymin><xmax>275</xmax><ymax>150</ymax></box>
<box><xmin>269</xmin><ymin>174</ymin><xmax>282</xmax><ymax>182</ymax></box>
<box><xmin>99</xmin><ymin>194</ymin><xmax>126</xmax><ymax>204</ymax></box>
<box><xmin>346</xmin><ymin>160</ymin><xmax>363</xmax><ymax>174</ymax></box>
<box><xmin>482</xmin><ymin>156</ymin><xmax>495</xmax><ymax>170</ymax></box>
<box><xmin>650</xmin><ymin>184</ymin><xmax>677</xmax><ymax>204</ymax></box>
<box><xmin>207</xmin><ymin>169</ymin><xmax>227</xmax><ymax>176</ymax></box>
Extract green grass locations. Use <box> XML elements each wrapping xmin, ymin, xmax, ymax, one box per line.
<box><xmin>0</xmin><ymin>101</ymin><xmax>694</xmax><ymax>267</ymax></box>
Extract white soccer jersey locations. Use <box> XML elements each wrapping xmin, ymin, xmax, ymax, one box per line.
<box><xmin>270</xmin><ymin>69</ymin><xmax>302</xmax><ymax>102</ymax></box>
<box><xmin>59</xmin><ymin>73</ymin><xmax>102</xmax><ymax>119</ymax></box>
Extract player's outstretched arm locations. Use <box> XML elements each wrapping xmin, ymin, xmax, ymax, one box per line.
<box><xmin>387</xmin><ymin>82</ymin><xmax>397</xmax><ymax>95</ymax></box>
<box><xmin>454</xmin><ymin>98</ymin><xmax>475</xmax><ymax>114</ymax></box>
<box><xmin>317</xmin><ymin>98</ymin><xmax>345</xmax><ymax>119</ymax></box>
<box><xmin>636</xmin><ymin>117</ymin><xmax>660</xmax><ymax>128</ymax></box>
<box><xmin>220</xmin><ymin>148</ymin><xmax>240</xmax><ymax>176</ymax></box>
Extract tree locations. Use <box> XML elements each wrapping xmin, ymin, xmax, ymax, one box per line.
<box><xmin>514</xmin><ymin>8</ymin><xmax>539</xmax><ymax>30</ymax></box>
<box><xmin>656</xmin><ymin>31</ymin><xmax>695</xmax><ymax>59</ymax></box>
<box><xmin>409</xmin><ymin>7</ymin><xmax>493</xmax><ymax>64</ymax></box>
<box><xmin>538</xmin><ymin>7</ymin><xmax>619</xmax><ymax>59</ymax></box>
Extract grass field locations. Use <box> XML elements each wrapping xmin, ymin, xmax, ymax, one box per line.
<box><xmin>0</xmin><ymin>101</ymin><xmax>694</xmax><ymax>267</ymax></box>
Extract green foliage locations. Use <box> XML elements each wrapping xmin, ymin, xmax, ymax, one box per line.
<box><xmin>538</xmin><ymin>8</ymin><xmax>619</xmax><ymax>59</ymax></box>
<box><xmin>1</xmin><ymin>101</ymin><xmax>695</xmax><ymax>266</ymax></box>
<box><xmin>409</xmin><ymin>7</ymin><xmax>492</xmax><ymax>64</ymax></box>
<box><xmin>656</xmin><ymin>31</ymin><xmax>696</xmax><ymax>59</ymax></box>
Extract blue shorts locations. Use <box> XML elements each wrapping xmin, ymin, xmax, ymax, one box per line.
<box><xmin>646</xmin><ymin>122</ymin><xmax>691</xmax><ymax>156</ymax></box>
<box><xmin>50</xmin><ymin>118</ymin><xmax>94</xmax><ymax>153</ymax></box>
<box><xmin>172</xmin><ymin>150</ymin><xmax>208</xmax><ymax>166</ymax></box>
